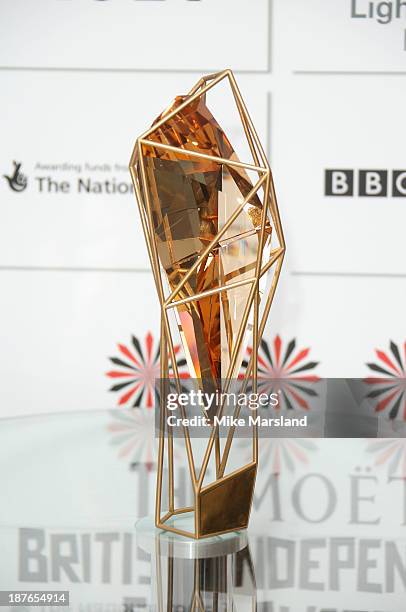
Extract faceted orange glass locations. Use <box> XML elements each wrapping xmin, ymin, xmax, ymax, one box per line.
<box><xmin>135</xmin><ymin>94</ymin><xmax>271</xmax><ymax>388</ymax></box>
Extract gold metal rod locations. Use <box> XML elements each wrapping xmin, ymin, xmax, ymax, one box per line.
<box><xmin>226</xmin><ymin>70</ymin><xmax>269</xmax><ymax>169</ymax></box>
<box><xmin>223</xmin><ymin>282</ymin><xmax>256</xmax><ymax>383</ymax></box>
<box><xmin>252</xmin><ymin>291</ymin><xmax>259</xmax><ymax>463</ymax></box>
<box><xmin>216</xmin><ymin>177</ymin><xmax>270</xmax><ymax>476</ymax></box>
<box><xmin>163</xmin><ymin>329</ymin><xmax>175</xmax><ymax>513</ymax></box>
<box><xmin>254</xmin><ymin>177</ymin><xmax>286</xmax><ymax>345</ymax></box>
<box><xmin>129</xmin><ymin>169</ymin><xmax>162</xmax><ymax>298</ymax></box>
<box><xmin>217</xmin><ymin>346</ymin><xmax>256</xmax><ymax>476</ymax></box>
<box><xmin>156</xmin><ymin>522</ymin><xmax>196</xmax><ymax>539</ymax></box>
<box><xmin>217</xmin><ymin>300</ymin><xmax>259</xmax><ymax>481</ymax></box>
<box><xmin>197</xmin><ymin>281</ymin><xmax>257</xmax><ymax>490</ymax></box>
<box><xmin>215</xmin><ymin>431</ymin><xmax>220</xmax><ymax>479</ymax></box>
<box><xmin>164</xmin><ymin>173</ymin><xmax>268</xmax><ymax>306</ymax></box>
<box><xmin>167</xmin><ymin>432</ymin><xmax>174</xmax><ymax>512</ymax></box>
<box><xmin>258</xmin><ymin>256</ymin><xmax>285</xmax><ymax>342</ymax></box>
<box><xmin>172</xmin><ymin>506</ymin><xmax>194</xmax><ymax>515</ymax></box>
<box><xmin>158</xmin><ymin>518</ymin><xmax>250</xmax><ymax>540</ymax></box>
<box><xmin>140</xmin><ymin>139</ymin><xmax>267</xmax><ymax>174</ymax></box>
<box><xmin>132</xmin><ymin>166</ymin><xmax>193</xmax><ymax>498</ymax></box>
<box><xmin>160</xmin><ymin>510</ymin><xmax>173</xmax><ymax>524</ymax></box>
<box><xmin>258</xmin><ymin>178</ymin><xmax>286</xmax><ymax>333</ymax></box>
<box><xmin>227</xmin><ymin>72</ymin><xmax>262</xmax><ymax>170</ymax></box>
<box><xmin>266</xmin><ymin>203</ymin><xmax>284</xmax><ymax>255</ymax></box>
<box><xmin>236</xmin><ymin>251</ymin><xmax>285</xmax><ymax>396</ymax></box>
<box><xmin>187</xmin><ymin>77</ymin><xmax>205</xmax><ymax>96</ymax></box>
<box><xmin>260</xmin><ymin>247</ymin><xmax>284</xmax><ymax>277</ymax></box>
<box><xmin>137</xmin><ymin>70</ymin><xmax>229</xmax><ymax>143</ymax></box>
<box><xmin>135</xmin><ymin>150</ymin><xmax>182</xmax><ymax>386</ymax></box>
<box><xmin>214</xmin><ymin>142</ymin><xmax>272</xmax><ymax>477</ymax></box>
<box><xmin>228</xmin><ymin>73</ymin><xmax>268</xmax><ymax>169</ymax></box>
<box><xmin>165</xmin><ymin>277</ymin><xmax>255</xmax><ymax>309</ymax></box>
<box><xmin>201</xmin><ymin>71</ymin><xmax>225</xmax><ymax>82</ymax></box>
<box><xmin>193</xmin><ymin>547</ymin><xmax>199</xmax><ymax>596</ymax></box>
<box><xmin>217</xmin><ymin>176</ymin><xmax>269</xmax><ymax>476</ymax></box>
<box><xmin>190</xmin><ymin>592</ymin><xmax>198</xmax><ymax>612</ymax></box>
<box><xmin>217</xmin><ymin>396</ymin><xmax>246</xmax><ymax>478</ymax></box>
<box><xmin>269</xmin><ymin>173</ymin><xmax>286</xmax><ymax>251</ymax></box>
<box><xmin>167</xmin><ymin>554</ymin><xmax>173</xmax><ymax>611</ymax></box>
<box><xmin>217</xmin><ymin>344</ymin><xmax>257</xmax><ymax>477</ymax></box>
<box><xmin>155</xmin><ymin>536</ymin><xmax>164</xmax><ymax>612</ymax></box>
<box><xmin>254</xmin><ymin>174</ymin><xmax>270</xmax><ymax>279</ymax></box>
<box><xmin>194</xmin><ymin>559</ymin><xmax>205</xmax><ymax>612</ymax></box>
<box><xmin>243</xmin><ymin>258</ymin><xmax>285</xmax><ymax>387</ymax></box>
<box><xmin>216</xmin><ymin>168</ymin><xmax>267</xmax><ymax>396</ymax></box>
<box><xmin>264</xmin><ymin>171</ymin><xmax>285</xmax><ymax>256</ymax></box>
<box><xmin>196</xmin><ymin>591</ymin><xmax>205</xmax><ymax>612</ymax></box>
<box><xmin>252</xmin><ymin>175</ymin><xmax>270</xmax><ymax>463</ymax></box>
<box><xmin>217</xmin><ymin>275</ymin><xmax>266</xmax><ymax>472</ymax></box>
<box><xmin>194</xmin><ymin>465</ymin><xmax>200</xmax><ymax>537</ymax></box>
<box><xmin>186</xmin><ymin>70</ymin><xmax>224</xmax><ymax>97</ymax></box>
<box><xmin>137</xmin><ymin>143</ymin><xmax>198</xmax><ymax>488</ymax></box>
<box><xmin>155</xmin><ymin>317</ymin><xmax>166</xmax><ymax>524</ymax></box>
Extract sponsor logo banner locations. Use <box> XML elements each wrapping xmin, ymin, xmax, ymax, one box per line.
<box><xmin>289</xmin><ymin>0</ymin><xmax>406</xmax><ymax>71</ymax></box>
<box><xmin>325</xmin><ymin>169</ymin><xmax>406</xmax><ymax>197</ymax></box>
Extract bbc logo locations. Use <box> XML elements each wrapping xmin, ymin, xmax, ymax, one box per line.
<box><xmin>325</xmin><ymin>170</ymin><xmax>406</xmax><ymax>197</ymax></box>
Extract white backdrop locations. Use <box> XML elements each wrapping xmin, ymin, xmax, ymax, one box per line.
<box><xmin>1</xmin><ymin>0</ymin><xmax>405</xmax><ymax>417</ymax></box>
<box><xmin>1</xmin><ymin>2</ymin><xmax>406</xmax><ymax>609</ymax></box>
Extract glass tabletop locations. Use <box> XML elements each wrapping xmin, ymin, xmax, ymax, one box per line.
<box><xmin>0</xmin><ymin>409</ymin><xmax>404</xmax><ymax>610</ymax></box>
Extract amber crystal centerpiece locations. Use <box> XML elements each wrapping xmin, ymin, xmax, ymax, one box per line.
<box><xmin>129</xmin><ymin>70</ymin><xmax>285</xmax><ymax>539</ymax></box>
<box><xmin>134</xmin><ymin>93</ymin><xmax>271</xmax><ymax>392</ymax></box>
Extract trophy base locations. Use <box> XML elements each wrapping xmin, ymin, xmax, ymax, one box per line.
<box><xmin>155</xmin><ymin>462</ymin><xmax>257</xmax><ymax>539</ymax></box>
<box><xmin>136</xmin><ymin>515</ymin><xmax>248</xmax><ymax>559</ymax></box>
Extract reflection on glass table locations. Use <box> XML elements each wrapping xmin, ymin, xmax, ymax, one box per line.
<box><xmin>0</xmin><ymin>409</ymin><xmax>405</xmax><ymax>610</ymax></box>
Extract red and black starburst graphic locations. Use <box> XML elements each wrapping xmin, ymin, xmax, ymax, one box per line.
<box><xmin>243</xmin><ymin>335</ymin><xmax>320</xmax><ymax>410</ymax></box>
<box><xmin>106</xmin><ymin>331</ymin><xmax>188</xmax><ymax>408</ymax></box>
<box><xmin>107</xmin><ymin>407</ymin><xmax>156</xmax><ymax>470</ymax></box>
<box><xmin>241</xmin><ymin>438</ymin><xmax>318</xmax><ymax>475</ymax></box>
<box><xmin>267</xmin><ymin>439</ymin><xmax>318</xmax><ymax>474</ymax></box>
<box><xmin>365</xmin><ymin>340</ymin><xmax>406</xmax><ymax>420</ymax></box>
<box><xmin>366</xmin><ymin>439</ymin><xmax>406</xmax><ymax>479</ymax></box>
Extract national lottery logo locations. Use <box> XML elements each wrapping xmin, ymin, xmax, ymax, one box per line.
<box><xmin>3</xmin><ymin>159</ymin><xmax>134</xmax><ymax>195</ymax></box>
<box><xmin>3</xmin><ymin>161</ymin><xmax>27</xmax><ymax>192</ymax></box>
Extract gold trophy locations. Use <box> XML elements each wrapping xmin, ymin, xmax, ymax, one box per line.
<box><xmin>129</xmin><ymin>70</ymin><xmax>284</xmax><ymax>539</ymax></box>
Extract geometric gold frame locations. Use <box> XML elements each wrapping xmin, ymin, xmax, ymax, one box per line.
<box><xmin>129</xmin><ymin>69</ymin><xmax>285</xmax><ymax>539</ymax></box>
